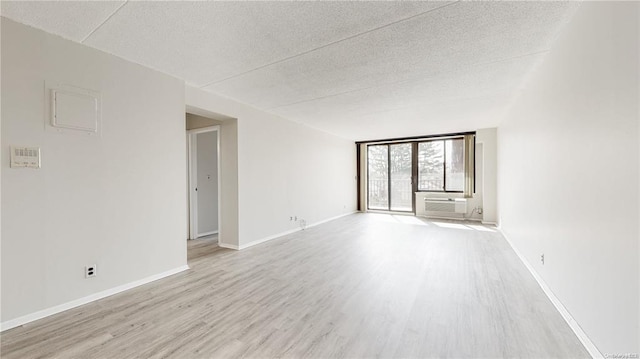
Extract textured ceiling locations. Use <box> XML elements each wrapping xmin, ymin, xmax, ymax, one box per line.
<box><xmin>1</xmin><ymin>1</ymin><xmax>580</xmax><ymax>140</ymax></box>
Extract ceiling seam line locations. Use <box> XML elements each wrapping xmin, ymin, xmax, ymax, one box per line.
<box><xmin>81</xmin><ymin>1</ymin><xmax>129</xmax><ymax>43</ymax></box>
<box><xmin>265</xmin><ymin>49</ymin><xmax>552</xmax><ymax>111</ymax></box>
<box><xmin>197</xmin><ymin>0</ymin><xmax>460</xmax><ymax>88</ymax></box>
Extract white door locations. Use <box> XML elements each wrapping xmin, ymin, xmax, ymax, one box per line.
<box><xmin>196</xmin><ymin>131</ymin><xmax>218</xmax><ymax>236</ymax></box>
<box><xmin>188</xmin><ymin>127</ymin><xmax>220</xmax><ymax>239</ymax></box>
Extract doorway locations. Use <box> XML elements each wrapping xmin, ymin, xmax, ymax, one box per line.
<box><xmin>188</xmin><ymin>126</ymin><xmax>220</xmax><ymax>240</ymax></box>
<box><xmin>367</xmin><ymin>143</ymin><xmax>413</xmax><ymax>212</ymax></box>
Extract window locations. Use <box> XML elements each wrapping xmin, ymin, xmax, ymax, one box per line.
<box><xmin>367</xmin><ymin>143</ymin><xmax>413</xmax><ymax>211</ymax></box>
<box><xmin>418</xmin><ymin>138</ymin><xmax>465</xmax><ymax>192</ymax></box>
<box><xmin>367</xmin><ymin>145</ymin><xmax>389</xmax><ymax>210</ymax></box>
<box><xmin>359</xmin><ymin>132</ymin><xmax>475</xmax><ymax>213</ymax></box>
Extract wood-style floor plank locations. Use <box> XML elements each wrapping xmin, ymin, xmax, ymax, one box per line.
<box><xmin>1</xmin><ymin>213</ymin><xmax>590</xmax><ymax>358</ymax></box>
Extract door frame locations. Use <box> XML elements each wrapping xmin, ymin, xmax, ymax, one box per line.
<box><xmin>187</xmin><ymin>125</ymin><xmax>221</xmax><ymax>240</ymax></box>
<box><xmin>366</xmin><ymin>143</ymin><xmax>415</xmax><ymax>213</ymax></box>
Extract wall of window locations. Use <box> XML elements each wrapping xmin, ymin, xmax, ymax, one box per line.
<box><xmin>359</xmin><ymin>132</ymin><xmax>475</xmax><ymax>213</ymax></box>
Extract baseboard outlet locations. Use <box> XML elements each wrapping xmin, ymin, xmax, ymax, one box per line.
<box><xmin>0</xmin><ymin>265</ymin><xmax>190</xmax><ymax>332</ymax></box>
<box><xmin>237</xmin><ymin>211</ymin><xmax>357</xmax><ymax>250</ymax></box>
<box><xmin>500</xmin><ymin>229</ymin><xmax>602</xmax><ymax>359</ymax></box>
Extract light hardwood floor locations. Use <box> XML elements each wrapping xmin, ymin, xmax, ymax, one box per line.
<box><xmin>1</xmin><ymin>213</ymin><xmax>589</xmax><ymax>358</ymax></box>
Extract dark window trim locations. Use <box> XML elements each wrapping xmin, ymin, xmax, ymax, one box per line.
<box><xmin>389</xmin><ymin>143</ymin><xmax>414</xmax><ymax>213</ymax></box>
<box><xmin>356</xmin><ymin>144</ymin><xmax>361</xmax><ymax>211</ymax></box>
<box><xmin>356</xmin><ymin>131</ymin><xmax>475</xmax><ymax>145</ymax></box>
<box><xmin>443</xmin><ymin>140</ymin><xmax>447</xmax><ymax>191</ymax></box>
<box><xmin>416</xmin><ymin>136</ymin><xmax>465</xmax><ymax>143</ymax></box>
<box><xmin>361</xmin><ymin>131</ymin><xmax>475</xmax><ymax>211</ymax></box>
<box><xmin>411</xmin><ymin>142</ymin><xmax>418</xmax><ymax>212</ymax></box>
<box><xmin>473</xmin><ymin>135</ymin><xmax>476</xmax><ymax>194</ymax></box>
<box><xmin>366</xmin><ymin>143</ymin><xmax>415</xmax><ymax>213</ymax></box>
<box><xmin>366</xmin><ymin>144</ymin><xmax>391</xmax><ymax>212</ymax></box>
<box><xmin>386</xmin><ymin>144</ymin><xmax>391</xmax><ymax>212</ymax></box>
<box><xmin>416</xmin><ymin>137</ymin><xmax>465</xmax><ymax>193</ymax></box>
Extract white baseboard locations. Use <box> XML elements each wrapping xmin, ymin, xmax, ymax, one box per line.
<box><xmin>236</xmin><ymin>211</ymin><xmax>357</xmax><ymax>250</ymax></box>
<box><xmin>481</xmin><ymin>221</ymin><xmax>497</xmax><ymax>225</ymax></box>
<box><xmin>0</xmin><ymin>265</ymin><xmax>190</xmax><ymax>332</ymax></box>
<box><xmin>239</xmin><ymin>228</ymin><xmax>301</xmax><ymax>250</ymax></box>
<box><xmin>218</xmin><ymin>242</ymin><xmax>239</xmax><ymax>250</ymax></box>
<box><xmin>305</xmin><ymin>211</ymin><xmax>357</xmax><ymax>230</ymax></box>
<box><xmin>499</xmin><ymin>230</ymin><xmax>602</xmax><ymax>359</ymax></box>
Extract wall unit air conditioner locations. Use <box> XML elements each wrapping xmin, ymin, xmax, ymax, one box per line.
<box><xmin>424</xmin><ymin>198</ymin><xmax>467</xmax><ymax>214</ymax></box>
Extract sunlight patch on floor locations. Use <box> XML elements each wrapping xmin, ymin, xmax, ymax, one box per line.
<box><xmin>393</xmin><ymin>215</ymin><xmax>428</xmax><ymax>226</ymax></box>
<box><xmin>432</xmin><ymin>222</ymin><xmax>472</xmax><ymax>230</ymax></box>
<box><xmin>367</xmin><ymin>213</ymin><xmax>495</xmax><ymax>232</ymax></box>
<box><xmin>467</xmin><ymin>224</ymin><xmax>495</xmax><ymax>232</ymax></box>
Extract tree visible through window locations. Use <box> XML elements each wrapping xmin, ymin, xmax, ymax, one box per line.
<box><xmin>367</xmin><ymin>143</ymin><xmax>413</xmax><ymax>211</ymax></box>
<box><xmin>389</xmin><ymin>143</ymin><xmax>412</xmax><ymax>211</ymax></box>
<box><xmin>365</xmin><ymin>134</ymin><xmax>472</xmax><ymax>212</ymax></box>
<box><xmin>418</xmin><ymin>138</ymin><xmax>464</xmax><ymax>192</ymax></box>
<box><xmin>367</xmin><ymin>145</ymin><xmax>388</xmax><ymax>209</ymax></box>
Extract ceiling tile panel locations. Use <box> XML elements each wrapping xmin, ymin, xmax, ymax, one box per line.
<box><xmin>204</xmin><ymin>2</ymin><xmax>579</xmax><ymax>111</ymax></box>
<box><xmin>83</xmin><ymin>1</ymin><xmax>448</xmax><ymax>86</ymax></box>
<box><xmin>1</xmin><ymin>1</ymin><xmax>580</xmax><ymax>140</ymax></box>
<box><xmin>0</xmin><ymin>1</ymin><xmax>125</xmax><ymax>42</ymax></box>
<box><xmin>269</xmin><ymin>53</ymin><xmax>548</xmax><ymax>140</ymax></box>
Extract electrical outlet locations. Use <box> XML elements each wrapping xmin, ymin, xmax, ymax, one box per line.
<box><xmin>540</xmin><ymin>254</ymin><xmax>545</xmax><ymax>265</ymax></box>
<box><xmin>85</xmin><ymin>265</ymin><xmax>97</xmax><ymax>278</ymax></box>
<box><xmin>477</xmin><ymin>207</ymin><xmax>483</xmax><ymax>214</ymax></box>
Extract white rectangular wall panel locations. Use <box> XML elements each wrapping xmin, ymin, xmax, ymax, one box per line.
<box><xmin>47</xmin><ymin>83</ymin><xmax>100</xmax><ymax>135</ymax></box>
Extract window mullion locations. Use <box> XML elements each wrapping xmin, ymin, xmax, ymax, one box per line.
<box><xmin>443</xmin><ymin>140</ymin><xmax>446</xmax><ymax>192</ymax></box>
<box><xmin>387</xmin><ymin>144</ymin><xmax>391</xmax><ymax>211</ymax></box>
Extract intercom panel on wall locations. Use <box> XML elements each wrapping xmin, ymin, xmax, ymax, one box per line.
<box><xmin>10</xmin><ymin>146</ymin><xmax>41</xmax><ymax>169</ymax></box>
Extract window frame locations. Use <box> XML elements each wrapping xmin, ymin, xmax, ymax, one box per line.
<box><xmin>416</xmin><ymin>136</ymin><xmax>465</xmax><ymax>193</ymax></box>
<box><xmin>366</xmin><ymin>144</ymin><xmax>390</xmax><ymax>211</ymax></box>
<box><xmin>356</xmin><ymin>131</ymin><xmax>475</xmax><ymax>212</ymax></box>
<box><xmin>365</xmin><ymin>143</ymin><xmax>415</xmax><ymax>212</ymax></box>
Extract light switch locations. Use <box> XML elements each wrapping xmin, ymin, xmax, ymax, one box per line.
<box><xmin>10</xmin><ymin>146</ymin><xmax>41</xmax><ymax>169</ymax></box>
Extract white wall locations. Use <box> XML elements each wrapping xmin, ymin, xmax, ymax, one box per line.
<box><xmin>1</xmin><ymin>18</ymin><xmax>187</xmax><ymax>324</ymax></box>
<box><xmin>186</xmin><ymin>86</ymin><xmax>357</xmax><ymax>249</ymax></box>
<box><xmin>498</xmin><ymin>2</ymin><xmax>639</xmax><ymax>354</ymax></box>
<box><xmin>476</xmin><ymin>128</ymin><xmax>497</xmax><ymax>224</ymax></box>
